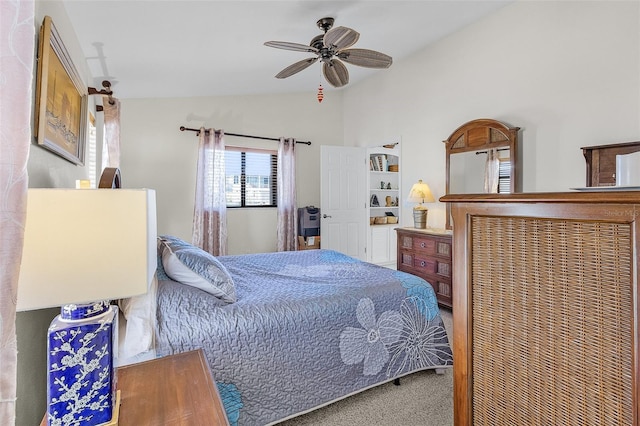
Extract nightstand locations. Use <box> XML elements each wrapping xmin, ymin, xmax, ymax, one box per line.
<box><xmin>396</xmin><ymin>227</ymin><xmax>453</xmax><ymax>309</ymax></box>
<box><xmin>41</xmin><ymin>349</ymin><xmax>229</xmax><ymax>425</ymax></box>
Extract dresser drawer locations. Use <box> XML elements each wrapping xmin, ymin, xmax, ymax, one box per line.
<box><xmin>400</xmin><ymin>234</ymin><xmax>451</xmax><ymax>259</ymax></box>
<box><xmin>400</xmin><ymin>252</ymin><xmax>451</xmax><ymax>277</ymax></box>
<box><xmin>413</xmin><ymin>236</ymin><xmax>437</xmax><ymax>253</ymax></box>
<box><xmin>412</xmin><ymin>254</ymin><xmax>436</xmax><ymax>274</ymax></box>
<box><xmin>397</xmin><ymin>228</ymin><xmax>453</xmax><ymax>309</ymax></box>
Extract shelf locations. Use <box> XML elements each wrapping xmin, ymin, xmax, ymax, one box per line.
<box><xmin>368</xmin><ymin>145</ymin><xmax>401</xmax><ymax>267</ymax></box>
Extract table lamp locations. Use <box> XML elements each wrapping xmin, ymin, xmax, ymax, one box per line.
<box><xmin>406</xmin><ymin>180</ymin><xmax>435</xmax><ymax>229</ymax></box>
<box><xmin>17</xmin><ymin>188</ymin><xmax>157</xmax><ymax>425</ymax></box>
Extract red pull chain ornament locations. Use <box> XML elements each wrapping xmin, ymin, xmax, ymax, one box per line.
<box><xmin>317</xmin><ymin>84</ymin><xmax>324</xmax><ymax>103</ymax></box>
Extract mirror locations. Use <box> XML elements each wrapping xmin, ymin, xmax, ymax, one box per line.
<box><xmin>444</xmin><ymin>119</ymin><xmax>520</xmax><ymax>229</ymax></box>
<box><xmin>449</xmin><ymin>149</ymin><xmax>512</xmax><ymax>194</ymax></box>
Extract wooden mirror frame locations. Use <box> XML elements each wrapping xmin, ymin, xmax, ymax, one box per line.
<box><xmin>444</xmin><ymin>119</ymin><xmax>521</xmax><ymax>229</ymax></box>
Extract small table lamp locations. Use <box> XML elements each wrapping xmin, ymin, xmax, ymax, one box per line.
<box><xmin>407</xmin><ymin>180</ymin><xmax>435</xmax><ymax>229</ymax></box>
<box><xmin>17</xmin><ymin>188</ymin><xmax>157</xmax><ymax>426</ymax></box>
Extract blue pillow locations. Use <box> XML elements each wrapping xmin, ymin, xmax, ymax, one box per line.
<box><xmin>158</xmin><ymin>235</ymin><xmax>236</xmax><ymax>303</ymax></box>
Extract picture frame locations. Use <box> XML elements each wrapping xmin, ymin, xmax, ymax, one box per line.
<box><xmin>34</xmin><ymin>15</ymin><xmax>87</xmax><ymax>165</ymax></box>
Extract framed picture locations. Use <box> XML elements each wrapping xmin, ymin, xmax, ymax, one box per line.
<box><xmin>34</xmin><ymin>15</ymin><xmax>87</xmax><ymax>165</ymax></box>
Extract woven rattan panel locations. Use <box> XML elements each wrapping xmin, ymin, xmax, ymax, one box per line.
<box><xmin>471</xmin><ymin>216</ymin><xmax>633</xmax><ymax>425</ymax></box>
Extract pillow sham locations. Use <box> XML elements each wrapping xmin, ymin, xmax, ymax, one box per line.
<box><xmin>118</xmin><ymin>272</ymin><xmax>157</xmax><ymax>359</ymax></box>
<box><xmin>158</xmin><ymin>235</ymin><xmax>236</xmax><ymax>303</ymax></box>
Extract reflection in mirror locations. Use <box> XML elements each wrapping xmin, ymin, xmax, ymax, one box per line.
<box><xmin>449</xmin><ymin>149</ymin><xmax>511</xmax><ymax>194</ymax></box>
<box><xmin>449</xmin><ymin>151</ymin><xmax>485</xmax><ymax>194</ymax></box>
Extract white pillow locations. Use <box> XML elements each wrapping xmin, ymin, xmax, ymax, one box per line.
<box><xmin>159</xmin><ymin>236</ymin><xmax>236</xmax><ymax>303</ymax></box>
<box><xmin>118</xmin><ymin>273</ymin><xmax>157</xmax><ymax>359</ymax></box>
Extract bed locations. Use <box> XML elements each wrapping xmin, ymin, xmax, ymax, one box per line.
<box><xmin>120</xmin><ymin>235</ymin><xmax>453</xmax><ymax>426</ymax></box>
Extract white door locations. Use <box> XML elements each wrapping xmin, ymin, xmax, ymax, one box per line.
<box><xmin>320</xmin><ymin>146</ymin><xmax>367</xmax><ymax>260</ymax></box>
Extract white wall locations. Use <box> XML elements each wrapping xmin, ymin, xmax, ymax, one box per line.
<box><xmin>119</xmin><ymin>92</ymin><xmax>343</xmax><ymax>254</ymax></box>
<box><xmin>344</xmin><ymin>0</ymin><xmax>640</xmax><ymax>229</ymax></box>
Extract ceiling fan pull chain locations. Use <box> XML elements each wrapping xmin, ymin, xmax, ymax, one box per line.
<box><xmin>317</xmin><ymin>65</ymin><xmax>324</xmax><ymax>103</ymax></box>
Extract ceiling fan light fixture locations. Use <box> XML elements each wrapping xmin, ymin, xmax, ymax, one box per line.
<box><xmin>264</xmin><ymin>17</ymin><xmax>392</xmax><ymax>87</ymax></box>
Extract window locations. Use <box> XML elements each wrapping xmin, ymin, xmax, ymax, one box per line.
<box><xmin>498</xmin><ymin>158</ymin><xmax>511</xmax><ymax>193</ymax></box>
<box><xmin>225</xmin><ymin>147</ymin><xmax>277</xmax><ymax>207</ymax></box>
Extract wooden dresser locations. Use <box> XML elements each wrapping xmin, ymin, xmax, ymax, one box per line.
<box><xmin>396</xmin><ymin>227</ymin><xmax>453</xmax><ymax>309</ymax></box>
<box><xmin>442</xmin><ymin>191</ymin><xmax>640</xmax><ymax>426</ymax></box>
<box><xmin>581</xmin><ymin>140</ymin><xmax>640</xmax><ymax>186</ymax></box>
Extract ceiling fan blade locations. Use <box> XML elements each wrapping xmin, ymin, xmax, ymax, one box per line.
<box><xmin>264</xmin><ymin>41</ymin><xmax>319</xmax><ymax>54</ymax></box>
<box><xmin>323</xmin><ymin>59</ymin><xmax>349</xmax><ymax>88</ymax></box>
<box><xmin>337</xmin><ymin>48</ymin><xmax>393</xmax><ymax>69</ymax></box>
<box><xmin>323</xmin><ymin>26</ymin><xmax>359</xmax><ymax>50</ymax></box>
<box><xmin>275</xmin><ymin>57</ymin><xmax>318</xmax><ymax>79</ymax></box>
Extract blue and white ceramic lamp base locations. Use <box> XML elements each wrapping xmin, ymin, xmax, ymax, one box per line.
<box><xmin>46</xmin><ymin>301</ymin><xmax>118</xmax><ymax>426</ymax></box>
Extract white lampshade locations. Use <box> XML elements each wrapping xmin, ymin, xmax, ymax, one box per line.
<box><xmin>17</xmin><ymin>188</ymin><xmax>157</xmax><ymax>311</ymax></box>
<box><xmin>406</xmin><ymin>180</ymin><xmax>435</xmax><ymax>205</ymax></box>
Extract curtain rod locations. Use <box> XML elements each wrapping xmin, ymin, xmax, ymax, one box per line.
<box><xmin>179</xmin><ymin>126</ymin><xmax>311</xmax><ymax>145</ymax></box>
<box><xmin>475</xmin><ymin>147</ymin><xmax>510</xmax><ymax>155</ymax></box>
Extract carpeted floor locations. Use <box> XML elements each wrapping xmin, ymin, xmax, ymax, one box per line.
<box><xmin>277</xmin><ymin>308</ymin><xmax>453</xmax><ymax>426</ymax></box>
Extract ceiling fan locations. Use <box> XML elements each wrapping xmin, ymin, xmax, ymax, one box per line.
<box><xmin>264</xmin><ymin>17</ymin><xmax>393</xmax><ymax>88</ymax></box>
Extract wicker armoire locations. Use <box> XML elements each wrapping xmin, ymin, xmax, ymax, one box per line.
<box><xmin>442</xmin><ymin>191</ymin><xmax>640</xmax><ymax>426</ymax></box>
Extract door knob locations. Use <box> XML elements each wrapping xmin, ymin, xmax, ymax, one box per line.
<box><xmin>323</xmin><ymin>214</ymin><xmax>332</xmax><ymax>218</ymax></box>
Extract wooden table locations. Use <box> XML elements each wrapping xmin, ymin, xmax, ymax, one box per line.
<box><xmin>41</xmin><ymin>349</ymin><xmax>229</xmax><ymax>426</ymax></box>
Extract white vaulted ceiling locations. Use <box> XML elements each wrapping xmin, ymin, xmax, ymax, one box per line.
<box><xmin>62</xmin><ymin>0</ymin><xmax>511</xmax><ymax>99</ymax></box>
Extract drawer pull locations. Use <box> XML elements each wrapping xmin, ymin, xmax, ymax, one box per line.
<box><xmin>420</xmin><ymin>242</ymin><xmax>426</xmax><ymax>248</ymax></box>
<box><xmin>420</xmin><ymin>261</ymin><xmax>426</xmax><ymax>267</ymax></box>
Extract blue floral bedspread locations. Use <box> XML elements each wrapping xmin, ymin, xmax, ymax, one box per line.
<box><xmin>155</xmin><ymin>249</ymin><xmax>452</xmax><ymax>425</ymax></box>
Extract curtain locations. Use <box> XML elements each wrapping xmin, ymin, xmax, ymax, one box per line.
<box><xmin>193</xmin><ymin>128</ymin><xmax>227</xmax><ymax>256</ymax></box>
<box><xmin>101</xmin><ymin>98</ymin><xmax>121</xmax><ymax>170</ymax></box>
<box><xmin>277</xmin><ymin>138</ymin><xmax>297</xmax><ymax>251</ymax></box>
<box><xmin>484</xmin><ymin>148</ymin><xmax>500</xmax><ymax>193</ymax></box>
<box><xmin>1</xmin><ymin>1</ymin><xmax>34</xmax><ymax>423</ymax></box>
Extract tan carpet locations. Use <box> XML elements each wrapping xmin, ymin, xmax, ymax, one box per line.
<box><xmin>277</xmin><ymin>308</ymin><xmax>453</xmax><ymax>426</ymax></box>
